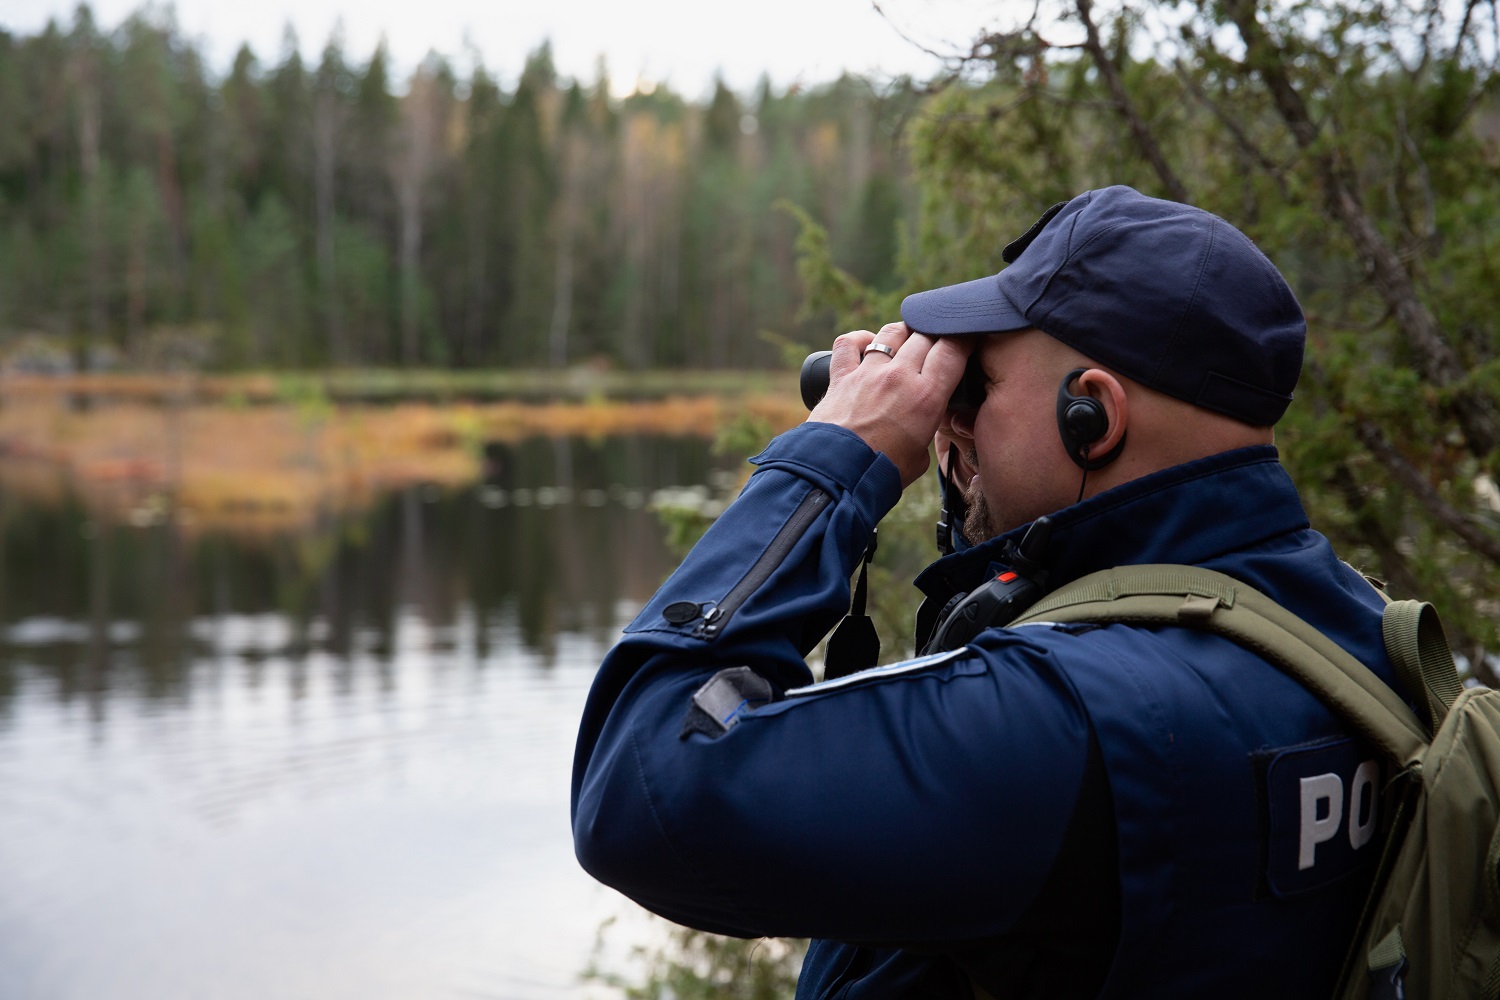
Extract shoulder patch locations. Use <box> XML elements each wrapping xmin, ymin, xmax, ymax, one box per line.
<box><xmin>784</xmin><ymin>647</ymin><xmax>968</xmax><ymax>697</ymax></box>
<box><xmin>1258</xmin><ymin>737</ymin><xmax>1383</xmax><ymax>898</ymax></box>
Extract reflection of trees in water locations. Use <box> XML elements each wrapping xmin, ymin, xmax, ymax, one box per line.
<box><xmin>0</xmin><ymin>435</ymin><xmax>721</xmax><ymax>717</ymax></box>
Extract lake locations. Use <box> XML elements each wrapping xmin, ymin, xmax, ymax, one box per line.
<box><xmin>0</xmin><ymin>433</ymin><xmax>738</xmax><ymax>999</ymax></box>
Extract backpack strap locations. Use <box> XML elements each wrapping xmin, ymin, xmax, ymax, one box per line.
<box><xmin>1011</xmin><ymin>565</ymin><xmax>1430</xmax><ymax>766</ymax></box>
<box><xmin>1381</xmin><ymin>600</ymin><xmax>1462</xmax><ymax>735</ymax></box>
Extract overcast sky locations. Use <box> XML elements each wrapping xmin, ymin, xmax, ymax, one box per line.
<box><xmin>0</xmin><ymin>0</ymin><xmax>1018</xmax><ymax>98</ymax></box>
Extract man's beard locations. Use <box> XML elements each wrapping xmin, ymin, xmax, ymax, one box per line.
<box><xmin>962</xmin><ymin>477</ymin><xmax>999</xmax><ymax>543</ymax></box>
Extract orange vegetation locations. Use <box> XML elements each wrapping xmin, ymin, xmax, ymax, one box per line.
<box><xmin>0</xmin><ymin>391</ymin><xmax>806</xmax><ymax>536</ymax></box>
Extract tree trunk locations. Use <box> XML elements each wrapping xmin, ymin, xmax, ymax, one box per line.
<box><xmin>313</xmin><ymin>88</ymin><xmax>342</xmax><ymax>364</ymax></box>
<box><xmin>72</xmin><ymin>48</ymin><xmax>106</xmax><ymax>368</ymax></box>
<box><xmin>399</xmin><ymin>191</ymin><xmax>422</xmax><ymax>365</ymax></box>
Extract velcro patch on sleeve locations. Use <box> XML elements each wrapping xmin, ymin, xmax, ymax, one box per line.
<box><xmin>680</xmin><ymin>666</ymin><xmax>775</xmax><ymax>739</ymax></box>
<box><xmin>1260</xmin><ymin>737</ymin><xmax>1383</xmax><ymax>898</ymax></box>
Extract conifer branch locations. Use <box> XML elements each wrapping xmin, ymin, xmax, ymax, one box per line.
<box><xmin>1074</xmin><ymin>0</ymin><xmax>1191</xmax><ymax>204</ymax></box>
<box><xmin>1222</xmin><ymin>0</ymin><xmax>1500</xmax><ymax>459</ymax></box>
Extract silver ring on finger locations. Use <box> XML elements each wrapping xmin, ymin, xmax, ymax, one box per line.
<box><xmin>862</xmin><ymin>342</ymin><xmax>897</xmax><ymax>361</ymax></box>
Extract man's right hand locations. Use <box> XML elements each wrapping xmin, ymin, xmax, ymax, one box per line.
<box><xmin>806</xmin><ymin>323</ymin><xmax>974</xmax><ymax>489</ymax></box>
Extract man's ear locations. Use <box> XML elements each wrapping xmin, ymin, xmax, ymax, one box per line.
<box><xmin>944</xmin><ymin>408</ymin><xmax>978</xmax><ymax>440</ymax></box>
<box><xmin>1076</xmin><ymin>368</ymin><xmax>1128</xmax><ymax>458</ymax></box>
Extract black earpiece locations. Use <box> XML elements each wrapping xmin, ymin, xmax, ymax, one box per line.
<box><xmin>1056</xmin><ymin>368</ymin><xmax>1125</xmax><ymax>471</ymax></box>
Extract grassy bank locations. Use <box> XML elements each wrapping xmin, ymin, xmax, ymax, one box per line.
<box><xmin>0</xmin><ymin>374</ymin><xmax>807</xmax><ymax>536</ymax></box>
<box><xmin>0</xmin><ymin>367</ymin><xmax>797</xmax><ymax>406</ymax></box>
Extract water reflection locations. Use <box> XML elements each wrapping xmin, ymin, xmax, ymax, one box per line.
<box><xmin>0</xmin><ymin>434</ymin><xmax>725</xmax><ymax>999</ymax></box>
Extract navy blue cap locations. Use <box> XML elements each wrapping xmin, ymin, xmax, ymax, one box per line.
<box><xmin>900</xmin><ymin>186</ymin><xmax>1305</xmax><ymax>425</ymax></box>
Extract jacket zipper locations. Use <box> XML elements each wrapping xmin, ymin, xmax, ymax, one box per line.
<box><xmin>694</xmin><ymin>487</ymin><xmax>831</xmax><ymax>639</ymax></box>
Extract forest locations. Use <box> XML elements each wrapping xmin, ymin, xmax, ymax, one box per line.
<box><xmin>0</xmin><ymin>5</ymin><xmax>917</xmax><ymax>372</ymax></box>
<box><xmin>0</xmin><ymin>0</ymin><xmax>1497</xmax><ymax>677</ymax></box>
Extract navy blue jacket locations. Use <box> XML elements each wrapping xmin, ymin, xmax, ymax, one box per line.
<box><xmin>572</xmin><ymin>422</ymin><xmax>1401</xmax><ymax>998</ymax></box>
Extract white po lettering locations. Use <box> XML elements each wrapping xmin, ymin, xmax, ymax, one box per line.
<box><xmin>1296</xmin><ymin>759</ymin><xmax>1381</xmax><ymax>870</ymax></box>
<box><xmin>1299</xmin><ymin>772</ymin><xmax>1343</xmax><ymax>871</ymax></box>
<box><xmin>1348</xmin><ymin>759</ymin><xmax>1379</xmax><ymax>851</ymax></box>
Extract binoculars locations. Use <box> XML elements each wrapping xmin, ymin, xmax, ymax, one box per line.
<box><xmin>799</xmin><ymin>350</ymin><xmax>987</xmax><ymax>412</ymax></box>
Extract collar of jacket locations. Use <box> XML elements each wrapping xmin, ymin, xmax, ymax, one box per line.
<box><xmin>912</xmin><ymin>445</ymin><xmax>1308</xmax><ymax>601</ymax></box>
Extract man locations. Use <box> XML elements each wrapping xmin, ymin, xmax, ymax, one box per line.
<box><xmin>572</xmin><ymin>186</ymin><xmax>1402</xmax><ymax>998</ymax></box>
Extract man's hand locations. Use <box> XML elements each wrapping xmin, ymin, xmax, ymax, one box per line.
<box><xmin>934</xmin><ymin>420</ymin><xmax>979</xmax><ymax>495</ymax></box>
<box><xmin>807</xmin><ymin>322</ymin><xmax>974</xmax><ymax>488</ymax></box>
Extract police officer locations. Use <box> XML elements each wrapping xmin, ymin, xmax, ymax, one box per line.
<box><xmin>572</xmin><ymin>186</ymin><xmax>1401</xmax><ymax>998</ymax></box>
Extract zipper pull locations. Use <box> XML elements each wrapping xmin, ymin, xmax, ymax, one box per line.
<box><xmin>693</xmin><ymin>605</ymin><xmax>722</xmax><ymax>638</ymax></box>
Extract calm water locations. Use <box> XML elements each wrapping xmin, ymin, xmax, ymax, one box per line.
<box><xmin>0</xmin><ymin>435</ymin><xmax>729</xmax><ymax>1000</ymax></box>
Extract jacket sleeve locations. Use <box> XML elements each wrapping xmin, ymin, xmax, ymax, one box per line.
<box><xmin>570</xmin><ymin>422</ymin><xmax>1094</xmax><ymax>944</ymax></box>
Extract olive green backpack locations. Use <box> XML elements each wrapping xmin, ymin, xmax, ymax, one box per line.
<box><xmin>1007</xmin><ymin>564</ymin><xmax>1500</xmax><ymax>1000</ymax></box>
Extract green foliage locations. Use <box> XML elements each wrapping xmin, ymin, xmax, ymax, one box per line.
<box><xmin>711</xmin><ymin>411</ymin><xmax>776</xmax><ymax>462</ymax></box>
<box><xmin>654</xmin><ymin>411</ymin><xmax>778</xmax><ymax>558</ymax></box>
<box><xmin>864</xmin><ymin>472</ymin><xmax>943</xmax><ymax>662</ymax></box>
<box><xmin>274</xmin><ymin>373</ymin><xmax>333</xmax><ymax>427</ymax></box>
<box><xmin>781</xmin><ymin>200</ymin><xmax>903</xmax><ymax>335</ymax></box>
<box><xmin>757</xmin><ymin>329</ymin><xmax>819</xmax><ymax>370</ymax></box>
<box><xmin>655</xmin><ymin>503</ymin><xmax>718</xmax><ymax>559</ymax></box>
<box><xmin>586</xmin><ymin>920</ymin><xmax>806</xmax><ymax>1000</ymax></box>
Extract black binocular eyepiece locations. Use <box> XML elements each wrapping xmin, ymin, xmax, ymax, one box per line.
<box><xmin>799</xmin><ymin>351</ymin><xmax>835</xmax><ymax>410</ymax></box>
<box><xmin>799</xmin><ymin>349</ymin><xmax>987</xmax><ymax>412</ymax></box>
